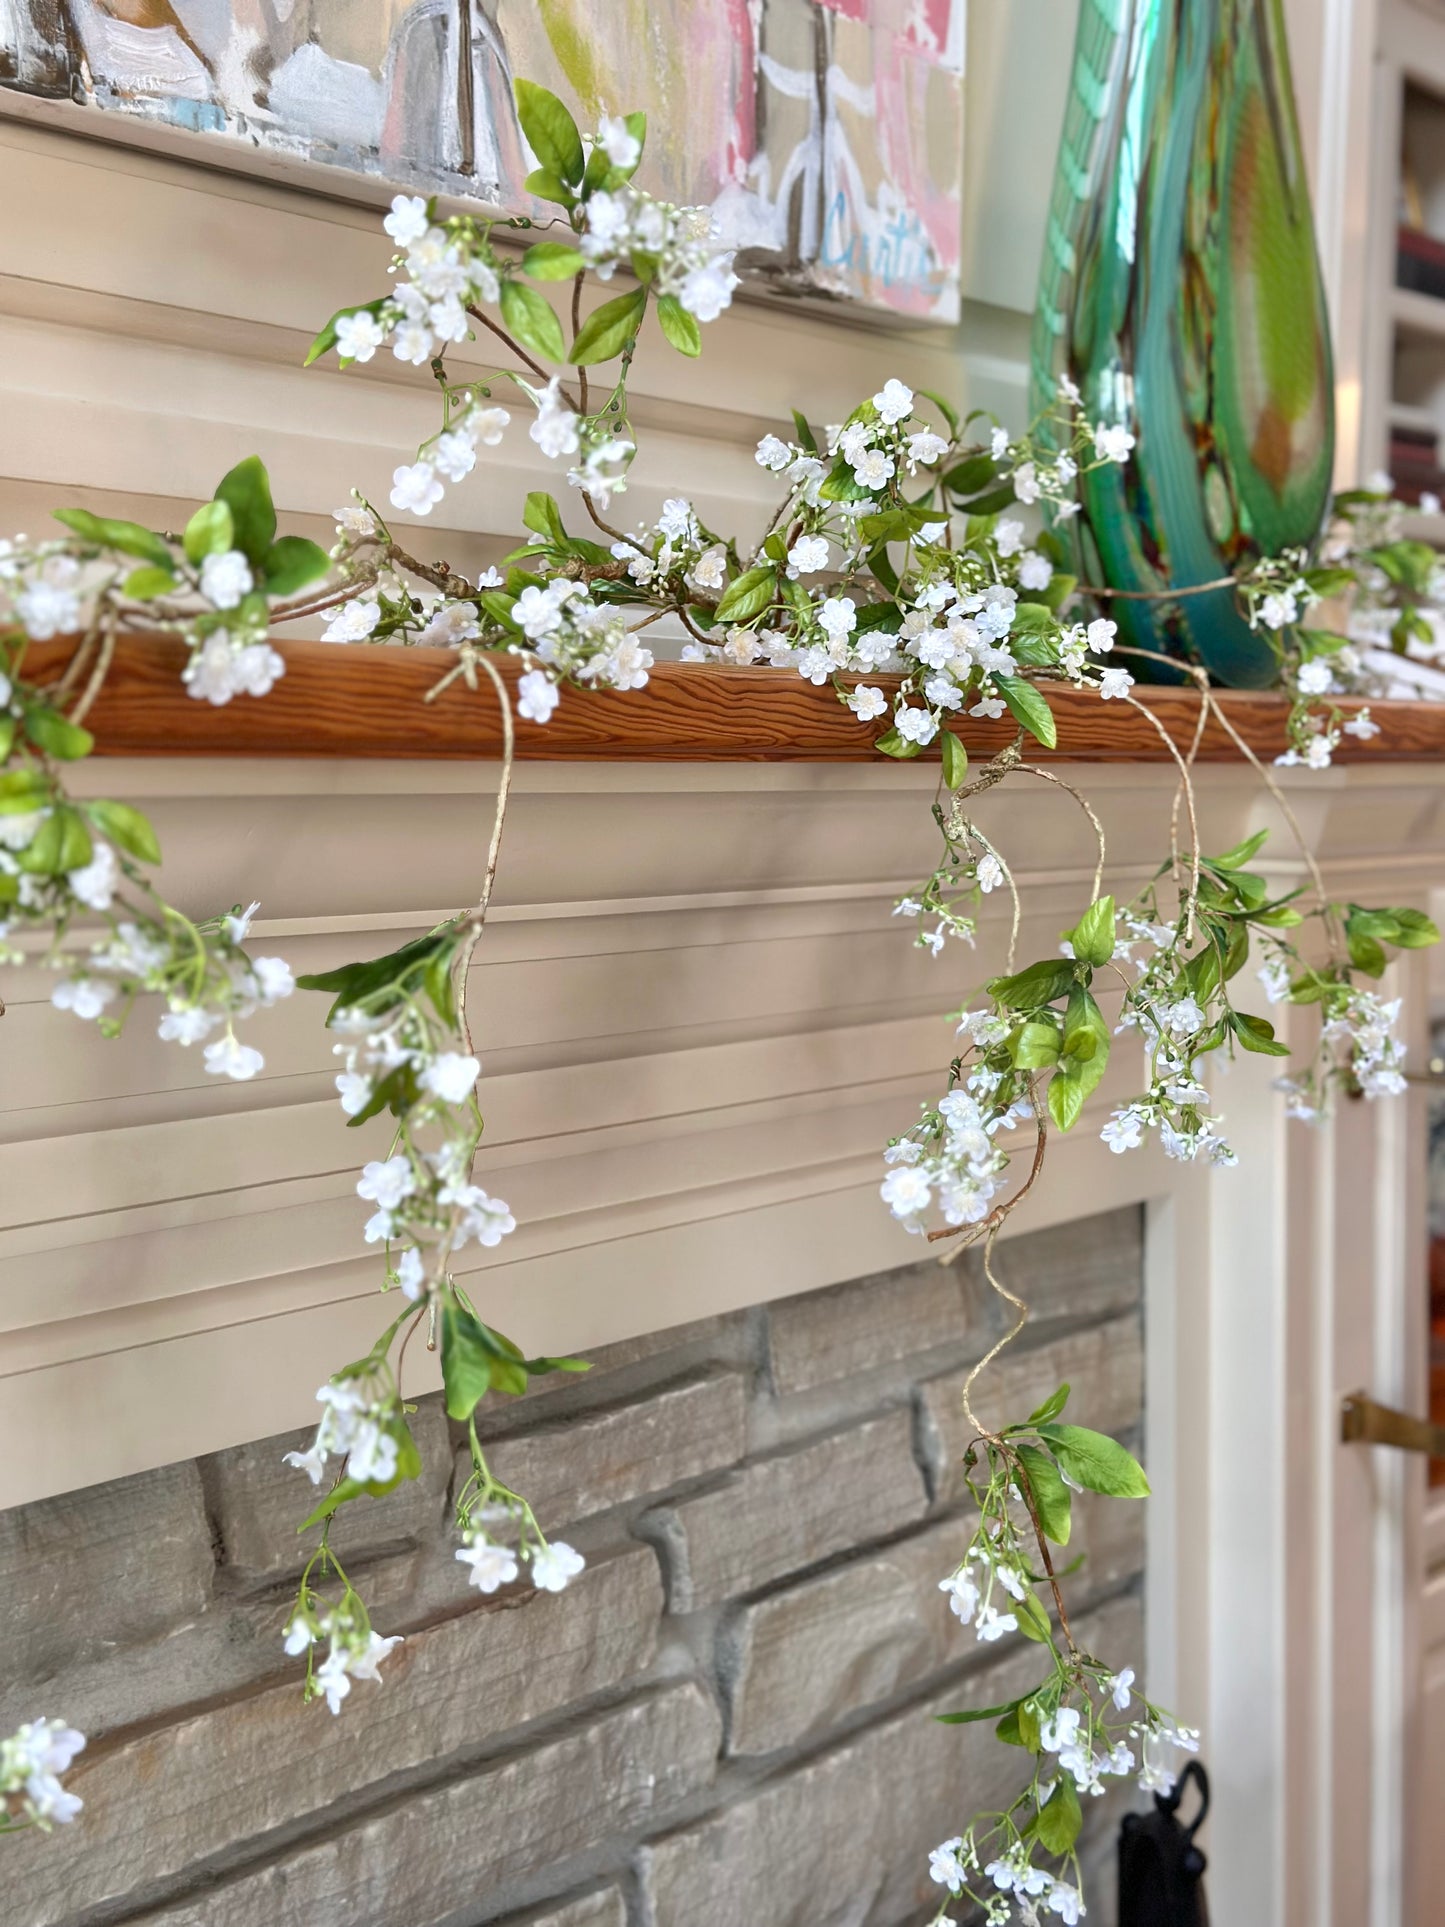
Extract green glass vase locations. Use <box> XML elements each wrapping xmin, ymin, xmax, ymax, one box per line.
<box><xmin>1030</xmin><ymin>0</ymin><xmax>1334</xmax><ymax>687</ymax></box>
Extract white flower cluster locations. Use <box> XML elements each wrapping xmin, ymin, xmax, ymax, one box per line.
<box><xmin>333</xmin><ymin>1003</ymin><xmax>514</xmax><ymax>1297</ymax></box>
<box><xmin>0</xmin><ymin>1719</ymin><xmax>86</xmax><ymax>1831</ymax></box>
<box><xmin>0</xmin><ymin>535</ymin><xmax>285</xmax><ymax>710</ymax></box>
<box><xmin>0</xmin><ymin>544</ymin><xmax>90</xmax><ymax>639</ymax></box>
<box><xmin>938</xmin><ymin>1549</ymin><xmax>1026</xmax><ymax>1644</ymax></box>
<box><xmin>456</xmin><ymin>1528</ymin><xmax>585</xmax><ymax>1597</ymax></box>
<box><xmin>1274</xmin><ymin>982</ymin><xmax>1409</xmax><ymax>1121</ymax></box>
<box><xmin>282</xmin><ymin>1603</ymin><xmax>403</xmax><ymax>1716</ymax></box>
<box><xmin>509</xmin><ymin>577</ymin><xmax>654</xmax><ymax>697</ymax></box>
<box><xmin>389</xmin><ymin>400</ymin><xmax>511</xmax><ymax>523</ymax></box>
<box><xmin>338</xmin><ymin>195</ymin><xmax>501</xmax><ymax>372</ymax></box>
<box><xmin>881</xmin><ymin>1037</ymin><xmax>1029</xmax><ymax>1230</ymax></box>
<box><xmin>580</xmin><ymin>184</ymin><xmax>740</xmax><ymax>321</ymax></box>
<box><xmin>44</xmin><ymin>898</ymin><xmax>292</xmax><ymax>1083</ymax></box>
<box><xmin>283</xmin><ymin>1374</ymin><xmax>408</xmax><ymax>1488</ymax></box>
<box><xmin>1101</xmin><ymin>917</ymin><xmax>1237</xmax><ymax>1166</ymax></box>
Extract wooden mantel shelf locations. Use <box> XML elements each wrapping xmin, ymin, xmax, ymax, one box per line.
<box><xmin>31</xmin><ymin>634</ymin><xmax>1445</xmax><ymax>763</ymax></box>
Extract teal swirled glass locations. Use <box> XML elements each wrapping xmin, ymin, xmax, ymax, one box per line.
<box><xmin>1030</xmin><ymin>0</ymin><xmax>1334</xmax><ymax>686</ymax></box>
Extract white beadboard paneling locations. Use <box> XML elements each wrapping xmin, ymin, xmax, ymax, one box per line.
<box><xmin>2</xmin><ymin>754</ymin><xmax>1443</xmax><ymax>1504</ymax></box>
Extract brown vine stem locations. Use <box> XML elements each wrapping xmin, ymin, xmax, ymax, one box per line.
<box><xmin>67</xmin><ymin>613</ymin><xmax>116</xmax><ymax>728</ymax></box>
<box><xmin>1016</xmin><ymin>762</ymin><xmax>1107</xmax><ymax>904</ymax></box>
<box><xmin>466</xmin><ymin>303</ymin><xmax>560</xmax><ymax>393</ymax></box>
<box><xmin>1114</xmin><ymin>688</ymin><xmax>1202</xmax><ymax>942</ymax></box>
<box><xmin>449</xmin><ymin>650</ymin><xmax>516</xmax><ymax>1058</ymax></box>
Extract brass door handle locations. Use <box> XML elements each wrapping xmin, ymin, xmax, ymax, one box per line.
<box><xmin>1340</xmin><ymin>1391</ymin><xmax>1445</xmax><ymax>1458</ymax></box>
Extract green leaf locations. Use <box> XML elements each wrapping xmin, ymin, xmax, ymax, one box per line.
<box><xmin>965</xmin><ymin>481</ymin><xmax>1018</xmax><ymax>515</ymax></box>
<box><xmin>1013</xmin><ymin>1590</ymin><xmax>1053</xmax><ymax>1644</ymax></box>
<box><xmin>86</xmin><ymin>799</ymin><xmax>161</xmax><ymax>864</ymax></box>
<box><xmin>24</xmin><ymin>708</ymin><xmax>94</xmax><ymax>761</ymax></box>
<box><xmin>940</xmin><ymin>731</ymin><xmax>969</xmax><ymax>790</ymax></box>
<box><xmin>1025</xmin><ymin>1382</ymin><xmax>1071</xmax><ymax>1428</ymax></box>
<box><xmin>500</xmin><ymin>280</ymin><xmax>567</xmax><ymax>363</ymax></box>
<box><xmin>1230</xmin><ymin>1009</ymin><xmax>1291</xmax><ymax>1056</ymax></box>
<box><xmin>18</xmin><ymin>804</ymin><xmax>91</xmax><ymax>873</ymax></box>
<box><xmin>183</xmin><ymin>499</ymin><xmax>235</xmax><ymax>564</ymax></box>
<box><xmin>122</xmin><ymin>566</ymin><xmax>178</xmax><ymax>600</ymax></box>
<box><xmin>523</xmin><ymin>166</ymin><xmax>577</xmax><ymax>209</ymax></box>
<box><xmin>52</xmin><ymin>508</ymin><xmax>172</xmax><ymax>570</ymax></box>
<box><xmin>523</xmin><ymin>491</ymin><xmax>567</xmax><ymax>545</ymax></box>
<box><xmin>1347</xmin><ymin>927</ymin><xmax>1388</xmax><ymax>977</ymax></box>
<box><xmin>1067</xmin><ymin>894</ymin><xmax>1116</xmax><ymax>969</ymax></box>
<box><xmin>297</xmin><ymin>931</ymin><xmax>452</xmax><ymax>1023</ymax></box>
<box><xmin>714</xmin><ymin>564</ymin><xmax>778</xmax><ymax>624</ymax></box>
<box><xmin>1034</xmin><ymin>1776</ymin><xmax>1083</xmax><ymax>1854</ymax></box>
<box><xmin>1209</xmin><ymin>828</ymin><xmax>1270</xmax><ymax>870</ymax></box>
<box><xmin>935</xmin><ymin>1696</ymin><xmax>1024</xmax><ymax>1726</ymax></box>
<box><xmin>0</xmin><ymin>716</ymin><xmax>13</xmax><ymax>760</ymax></box>
<box><xmin>874</xmin><ymin>727</ymin><xmax>922</xmax><ymax>760</ymax></box>
<box><xmin>1388</xmin><ymin>906</ymin><xmax>1441</xmax><ymax>948</ymax></box>
<box><xmin>1048</xmin><ymin>1064</ymin><xmax>1089</xmax><ymax>1132</ymax></box>
<box><xmin>655</xmin><ymin>292</ymin><xmax>701</xmax><ymax>357</ymax></box>
<box><xmin>1036</xmin><ymin>1422</ymin><xmax>1150</xmax><ymax>1497</ymax></box>
<box><xmin>988</xmin><ymin>957</ymin><xmax>1078</xmax><ymax>1009</ymax></box>
<box><xmin>261</xmin><ymin>536</ymin><xmax>330</xmax><ymax>596</ymax></box>
<box><xmin>520</xmin><ymin>1352</ymin><xmax>592</xmax><ymax>1376</ymax></box>
<box><xmin>514</xmin><ymin>79</ymin><xmax>585</xmax><ymax>186</ymax></box>
<box><xmin>994</xmin><ymin>674</ymin><xmax>1057</xmax><ymax>749</ymax></box>
<box><xmin>569</xmin><ymin>286</ymin><xmax>647</xmax><ymax>365</ymax></box>
<box><xmin>791</xmin><ymin>409</ymin><xmax>818</xmax><ymax>454</ymax></box>
<box><xmin>915</xmin><ymin>386</ymin><xmax>960</xmax><ymax>435</ymax></box>
<box><xmin>440</xmin><ymin>1302</ymin><xmax>495</xmax><ymax>1421</ymax></box>
<box><xmin>423</xmin><ymin>945</ymin><xmax>458</xmax><ymax>1030</ymax></box>
<box><xmin>1012</xmin><ymin>1017</ymin><xmax>1063</xmax><ymax>1069</ymax></box>
<box><xmin>942</xmin><ymin>453</ymin><xmax>997</xmax><ymax>495</ymax></box>
<box><xmin>214</xmin><ymin>456</ymin><xmax>277</xmax><ymax>566</ymax></box>
<box><xmin>1016</xmin><ymin>1443</ymin><xmax>1072</xmax><ymax>1546</ymax></box>
<box><xmin>523</xmin><ymin>241</ymin><xmax>588</xmax><ymax>280</ymax></box>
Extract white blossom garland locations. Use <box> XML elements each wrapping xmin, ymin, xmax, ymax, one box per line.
<box><xmin>1</xmin><ymin>77</ymin><xmax>1439</xmax><ymax>1917</ymax></box>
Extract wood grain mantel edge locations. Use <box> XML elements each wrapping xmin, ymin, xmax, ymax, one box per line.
<box><xmin>25</xmin><ymin>634</ymin><xmax>1445</xmax><ymax>764</ymax></box>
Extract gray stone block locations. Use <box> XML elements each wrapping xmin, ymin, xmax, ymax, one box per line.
<box><xmin>3</xmin><ymin>1547</ymin><xmax>663</xmax><ymax>1927</ymax></box>
<box><xmin>919</xmin><ymin>1312</ymin><xmax>1144</xmax><ymax>1504</ymax></box>
<box><xmin>642</xmin><ymin>1409</ymin><xmax>929</xmax><ymax>1613</ymax></box>
<box><xmin>480</xmin><ymin>1369</ymin><xmax>749</xmax><ymax>1533</ymax></box>
<box><xmin>724</xmin><ymin>1488</ymin><xmax>1146</xmax><ymax>1758</ymax></box>
<box><xmin>642</xmin><ymin>1594</ymin><xmax>1142</xmax><ymax>1927</ymax></box>
<box><xmin>498</xmin><ymin>1889</ymin><xmax>627</xmax><ymax>1927</ymax></box>
<box><xmin>202</xmin><ymin>1395</ymin><xmax>453</xmax><ymax>1581</ymax></box>
<box><xmin>0</xmin><ymin>1459</ymin><xmax>213</xmax><ymax>1681</ymax></box>
<box><xmin>126</xmin><ymin>1683</ymin><xmax>720</xmax><ymax>1927</ymax></box>
<box><xmin>961</xmin><ymin>1205</ymin><xmax>1143</xmax><ymax>1334</ymax></box>
<box><xmin>766</xmin><ymin>1261</ymin><xmax>966</xmax><ymax>1394</ymax></box>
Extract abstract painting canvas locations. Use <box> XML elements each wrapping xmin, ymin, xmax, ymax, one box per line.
<box><xmin>0</xmin><ymin>0</ymin><xmax>964</xmax><ymax>320</ymax></box>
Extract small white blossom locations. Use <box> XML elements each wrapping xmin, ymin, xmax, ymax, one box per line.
<box><xmin>420</xmin><ymin>1051</ymin><xmax>481</xmax><ymax>1105</ymax></box>
<box><xmin>390</xmin><ymin>462</ymin><xmax>445</xmax><ymax>516</ymax></box>
<box><xmin>531</xmin><ymin>1540</ymin><xmax>586</xmax><ymax>1591</ymax></box>
<box><xmin>517</xmin><ymin>669</ymin><xmax>561</xmax><ymax>724</ymax></box>
<box><xmin>872</xmin><ymin>378</ymin><xmax>914</xmax><ymax>423</ymax></box>
<box><xmin>384</xmin><ymin>194</ymin><xmax>431</xmax><ymax>245</ymax></box>
<box><xmin>200</xmin><ymin>549</ymin><xmax>254</xmax><ymax>610</ymax></box>
<box><xmin>1093</xmin><ymin>421</ymin><xmax>1135</xmax><ymax>463</ymax></box>
<box><xmin>203</xmin><ymin>1034</ymin><xmax>265</xmax><ymax>1080</ymax></box>
<box><xmin>457</xmin><ymin>1540</ymin><xmax>520</xmax><ymax>1592</ymax></box>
